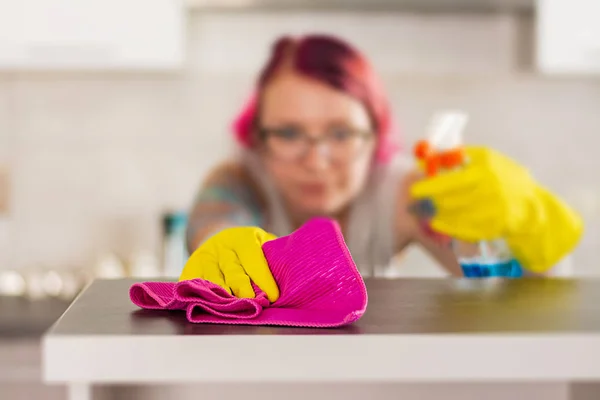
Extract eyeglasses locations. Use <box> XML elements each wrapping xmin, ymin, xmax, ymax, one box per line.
<box><xmin>259</xmin><ymin>126</ymin><xmax>374</xmax><ymax>163</ymax></box>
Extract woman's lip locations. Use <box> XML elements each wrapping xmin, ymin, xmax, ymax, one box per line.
<box><xmin>299</xmin><ymin>183</ymin><xmax>328</xmax><ymax>193</ymax></box>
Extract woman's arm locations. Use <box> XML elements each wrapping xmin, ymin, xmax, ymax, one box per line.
<box><xmin>409</xmin><ymin>147</ymin><xmax>583</xmax><ymax>275</ymax></box>
<box><xmin>411</xmin><ymin>225</ymin><xmax>464</xmax><ymax>277</ymax></box>
<box><xmin>399</xmin><ymin>147</ymin><xmax>583</xmax><ymax>277</ymax></box>
<box><xmin>186</xmin><ymin>162</ymin><xmax>265</xmax><ymax>253</ymax></box>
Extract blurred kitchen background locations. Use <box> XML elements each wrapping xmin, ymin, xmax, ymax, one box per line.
<box><xmin>1</xmin><ymin>0</ymin><xmax>600</xmax><ymax>398</ymax></box>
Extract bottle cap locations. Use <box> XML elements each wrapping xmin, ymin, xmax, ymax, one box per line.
<box><xmin>163</xmin><ymin>211</ymin><xmax>188</xmax><ymax>235</ymax></box>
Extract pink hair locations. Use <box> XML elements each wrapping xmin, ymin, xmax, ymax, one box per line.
<box><xmin>231</xmin><ymin>34</ymin><xmax>401</xmax><ymax>164</ymax></box>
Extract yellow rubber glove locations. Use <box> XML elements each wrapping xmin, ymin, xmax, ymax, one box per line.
<box><xmin>179</xmin><ymin>227</ymin><xmax>280</xmax><ymax>302</ymax></box>
<box><xmin>410</xmin><ymin>146</ymin><xmax>584</xmax><ymax>273</ymax></box>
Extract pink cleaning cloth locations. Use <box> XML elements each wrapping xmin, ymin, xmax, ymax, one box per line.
<box><xmin>129</xmin><ymin>218</ymin><xmax>368</xmax><ymax>327</ymax></box>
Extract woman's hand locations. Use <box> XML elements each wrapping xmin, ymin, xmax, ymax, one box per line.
<box><xmin>179</xmin><ymin>227</ymin><xmax>280</xmax><ymax>302</ymax></box>
<box><xmin>410</xmin><ymin>147</ymin><xmax>535</xmax><ymax>241</ymax></box>
<box><xmin>409</xmin><ymin>146</ymin><xmax>583</xmax><ymax>273</ymax></box>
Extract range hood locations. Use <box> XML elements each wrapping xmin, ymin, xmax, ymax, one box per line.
<box><xmin>186</xmin><ymin>0</ymin><xmax>534</xmax><ymax>13</ymax></box>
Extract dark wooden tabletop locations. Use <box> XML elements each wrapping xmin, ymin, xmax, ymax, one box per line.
<box><xmin>47</xmin><ymin>277</ymin><xmax>599</xmax><ymax>336</ymax></box>
<box><xmin>0</xmin><ymin>296</ymin><xmax>71</xmax><ymax>338</ymax></box>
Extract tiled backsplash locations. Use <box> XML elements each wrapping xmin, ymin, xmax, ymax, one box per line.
<box><xmin>0</xmin><ymin>11</ymin><xmax>599</xmax><ymax>275</ymax></box>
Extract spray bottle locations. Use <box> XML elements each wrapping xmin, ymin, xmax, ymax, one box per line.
<box><xmin>413</xmin><ymin>111</ymin><xmax>523</xmax><ymax>278</ymax></box>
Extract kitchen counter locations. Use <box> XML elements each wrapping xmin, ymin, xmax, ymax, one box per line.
<box><xmin>0</xmin><ymin>296</ymin><xmax>72</xmax><ymax>400</ymax></box>
<box><xmin>0</xmin><ymin>296</ymin><xmax>71</xmax><ymax>338</ymax></box>
<box><xmin>43</xmin><ymin>277</ymin><xmax>600</xmax><ymax>400</ymax></box>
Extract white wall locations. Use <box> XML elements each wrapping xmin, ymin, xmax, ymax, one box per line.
<box><xmin>0</xmin><ymin>11</ymin><xmax>599</xmax><ymax>276</ymax></box>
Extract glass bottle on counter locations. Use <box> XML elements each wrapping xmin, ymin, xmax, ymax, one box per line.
<box><xmin>162</xmin><ymin>211</ymin><xmax>189</xmax><ymax>278</ymax></box>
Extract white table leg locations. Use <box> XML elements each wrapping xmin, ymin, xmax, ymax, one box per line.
<box><xmin>68</xmin><ymin>383</ymin><xmax>92</xmax><ymax>400</ymax></box>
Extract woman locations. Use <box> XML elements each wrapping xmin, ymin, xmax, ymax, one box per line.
<box><xmin>180</xmin><ymin>34</ymin><xmax>583</xmax><ymax>301</ymax></box>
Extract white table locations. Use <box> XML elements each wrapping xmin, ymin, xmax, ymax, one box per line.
<box><xmin>43</xmin><ymin>278</ymin><xmax>600</xmax><ymax>400</ymax></box>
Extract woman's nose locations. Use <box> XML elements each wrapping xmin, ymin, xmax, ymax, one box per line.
<box><xmin>302</xmin><ymin>142</ymin><xmax>331</xmax><ymax>170</ymax></box>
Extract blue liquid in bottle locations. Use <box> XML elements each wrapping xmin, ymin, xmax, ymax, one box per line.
<box><xmin>456</xmin><ymin>239</ymin><xmax>524</xmax><ymax>279</ymax></box>
<box><xmin>461</xmin><ymin>258</ymin><xmax>524</xmax><ymax>278</ymax></box>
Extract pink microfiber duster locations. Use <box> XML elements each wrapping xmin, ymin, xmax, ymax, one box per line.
<box><xmin>129</xmin><ymin>218</ymin><xmax>368</xmax><ymax>327</ymax></box>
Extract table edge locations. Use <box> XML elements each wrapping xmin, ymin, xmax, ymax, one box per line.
<box><xmin>43</xmin><ymin>333</ymin><xmax>600</xmax><ymax>383</ymax></box>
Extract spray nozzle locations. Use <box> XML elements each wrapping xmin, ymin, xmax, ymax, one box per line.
<box><xmin>414</xmin><ymin>111</ymin><xmax>470</xmax><ymax>176</ymax></box>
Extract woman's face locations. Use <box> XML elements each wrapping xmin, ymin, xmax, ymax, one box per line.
<box><xmin>258</xmin><ymin>71</ymin><xmax>376</xmax><ymax>218</ymax></box>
